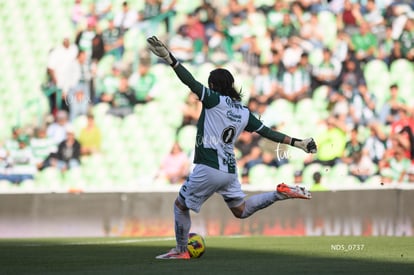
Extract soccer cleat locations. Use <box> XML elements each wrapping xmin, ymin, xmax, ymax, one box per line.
<box><xmin>155</xmin><ymin>248</ymin><xmax>191</xmax><ymax>260</ymax></box>
<box><xmin>277</xmin><ymin>183</ymin><xmax>312</xmax><ymax>199</ymax></box>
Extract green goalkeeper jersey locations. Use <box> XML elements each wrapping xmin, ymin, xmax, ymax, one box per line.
<box><xmin>174</xmin><ymin>64</ymin><xmax>264</xmax><ymax>174</ymax></box>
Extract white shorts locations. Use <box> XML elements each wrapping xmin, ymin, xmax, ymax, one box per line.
<box><xmin>178</xmin><ymin>164</ymin><xmax>246</xmax><ymax>213</ymax></box>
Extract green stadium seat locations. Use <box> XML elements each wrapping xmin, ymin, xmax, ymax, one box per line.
<box><xmin>0</xmin><ymin>180</ymin><xmax>13</xmax><ymax>192</ymax></box>
<box><xmin>101</xmin><ymin>135</ymin><xmax>125</xmax><ymax>156</ymax></box>
<box><xmin>121</xmin><ymin>113</ymin><xmax>141</xmax><ymax>130</ymax></box>
<box><xmin>177</xmin><ymin>125</ymin><xmax>197</xmax><ymax>155</ymax></box>
<box><xmin>175</xmin><ymin>0</ymin><xmax>201</xmax><ymax>14</ymax></box>
<box><xmin>99</xmin><ymin>114</ymin><xmax>122</xmax><ymax>131</ymax></box>
<box><xmin>129</xmin><ymin>145</ymin><xmax>152</xmax><ymax>168</ymax></box>
<box><xmin>73</xmin><ymin>115</ymin><xmax>88</xmax><ymax>136</ymax></box>
<box><xmin>286</xmin><ymin>146</ymin><xmax>307</xmax><ymax>171</ymax></box>
<box><xmin>263</xmin><ymin>99</ymin><xmax>295</xmax><ymax>126</ymax></box>
<box><xmin>342</xmin><ymin>175</ymin><xmax>361</xmax><ymax>188</ymax></box>
<box><xmin>317</xmin><ymin>11</ymin><xmax>337</xmax><ymax>48</ymax></box>
<box><xmin>364</xmin><ymin>59</ymin><xmax>390</xmax><ymax>91</ymax></box>
<box><xmin>150</xmin><ymin>63</ymin><xmax>170</xmax><ymax>78</ymax></box>
<box><xmin>162</xmin><ymin>108</ymin><xmax>184</xmax><ymax>128</ymax></box>
<box><xmin>35</xmin><ymin>167</ymin><xmax>63</xmax><ymax>189</ymax></box>
<box><xmin>363</xmin><ymin>175</ymin><xmax>382</xmax><ymax>187</ymax></box>
<box><xmin>393</xmin><ymin>72</ymin><xmax>414</xmax><ymax>100</ymax></box>
<box><xmin>270</xmin><ymin>98</ymin><xmax>295</xmax><ymax>115</ymax></box>
<box><xmin>390</xmin><ymin>58</ymin><xmax>414</xmax><ymax>81</ymax></box>
<box><xmin>309</xmin><ymin>48</ymin><xmax>323</xmax><ymax>66</ymax></box>
<box><xmin>248</xmin><ymin>164</ymin><xmax>276</xmax><ymax>185</ymax></box>
<box><xmin>92</xmin><ymin>103</ymin><xmax>110</xmax><ymax>121</ymax></box>
<box><xmin>0</xmin><ymin>111</ymin><xmax>12</xmax><ymax>140</ymax></box>
<box><xmin>123</xmin><ymin>27</ymin><xmax>147</xmax><ymax>53</ymax></box>
<box><xmin>107</xmin><ymin>159</ymin><xmax>136</xmax><ymax>186</ymax></box>
<box><xmin>250</xmin><ymin>12</ymin><xmax>267</xmax><ymax>37</ymax></box>
<box><xmin>295</xmin><ymin>98</ymin><xmax>318</xmax><ymax>123</ymax></box>
<box><xmin>328</xmin><ymin>163</ymin><xmax>349</xmax><ymax>181</ymax></box>
<box><xmin>254</xmin><ymin>0</ymin><xmax>276</xmax><ymax>7</ymax></box>
<box><xmin>363</xmin><ymin>60</ymin><xmax>391</xmax><ymax>110</ymax></box>
<box><xmin>82</xmin><ymin>157</ymin><xmax>110</xmax><ymax>187</ymax></box>
<box><xmin>136</xmin><ymin>156</ymin><xmax>159</xmax><ymax>180</ymax></box>
<box><xmin>312</xmin><ymin>85</ymin><xmax>329</xmax><ymax>111</ymax></box>
<box><xmin>97</xmin><ymin>55</ymin><xmax>115</xmax><ymax>76</ymax></box>
<box><xmin>62</xmin><ymin>168</ymin><xmax>86</xmax><ymax>190</ymax></box>
<box><xmin>17</xmin><ymin>182</ymin><xmax>36</xmax><ymax>193</ymax></box>
<box><xmin>357</xmin><ymin>125</ymin><xmax>371</xmax><ymax>141</ymax></box>
<box><xmin>276</xmin><ymin>163</ymin><xmax>295</xmax><ymax>185</ymax></box>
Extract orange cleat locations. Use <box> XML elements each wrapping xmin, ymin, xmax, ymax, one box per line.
<box><xmin>277</xmin><ymin>183</ymin><xmax>312</xmax><ymax>199</ymax></box>
<box><xmin>155</xmin><ymin>248</ymin><xmax>191</xmax><ymax>260</ymax></box>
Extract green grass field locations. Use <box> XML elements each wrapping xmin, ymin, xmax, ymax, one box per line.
<box><xmin>0</xmin><ymin>236</ymin><xmax>413</xmax><ymax>275</ymax></box>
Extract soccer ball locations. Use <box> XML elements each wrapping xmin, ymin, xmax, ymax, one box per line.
<box><xmin>187</xmin><ymin>232</ymin><xmax>206</xmax><ymax>258</ymax></box>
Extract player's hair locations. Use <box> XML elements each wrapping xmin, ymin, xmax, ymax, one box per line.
<box><xmin>208</xmin><ymin>68</ymin><xmax>242</xmax><ymax>101</ymax></box>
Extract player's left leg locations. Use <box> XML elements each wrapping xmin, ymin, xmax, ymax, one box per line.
<box><xmin>276</xmin><ymin>183</ymin><xmax>312</xmax><ymax>200</ymax></box>
<box><xmin>228</xmin><ymin>192</ymin><xmax>282</xmax><ymax>219</ymax></box>
<box><xmin>225</xmin><ymin>180</ymin><xmax>311</xmax><ymax>219</ymax></box>
<box><xmin>156</xmin><ymin>164</ymin><xmax>224</xmax><ymax>259</ymax></box>
<box><xmin>155</xmin><ymin>198</ymin><xmax>191</xmax><ymax>260</ymax></box>
<box><xmin>174</xmin><ymin>197</ymin><xmax>191</xmax><ymax>254</ymax></box>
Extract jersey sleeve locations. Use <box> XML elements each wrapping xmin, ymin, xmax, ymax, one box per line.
<box><xmin>174</xmin><ymin>63</ymin><xmax>219</xmax><ymax>108</ymax></box>
<box><xmin>199</xmin><ymin>86</ymin><xmax>220</xmax><ymax>108</ymax></box>
<box><xmin>244</xmin><ymin>112</ymin><xmax>264</xmax><ymax>132</ymax></box>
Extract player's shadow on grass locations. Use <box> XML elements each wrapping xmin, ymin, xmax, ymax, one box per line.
<box><xmin>1</xmin><ymin>242</ymin><xmax>413</xmax><ymax>275</ymax></box>
<box><xmin>147</xmin><ymin>245</ymin><xmax>413</xmax><ymax>275</ymax></box>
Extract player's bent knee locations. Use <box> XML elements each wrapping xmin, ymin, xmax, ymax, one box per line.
<box><xmin>175</xmin><ymin>198</ymin><xmax>188</xmax><ymax>211</ymax></box>
<box><xmin>230</xmin><ymin>202</ymin><xmax>245</xmax><ymax>219</ymax></box>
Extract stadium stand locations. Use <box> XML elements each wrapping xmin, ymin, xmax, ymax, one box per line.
<box><xmin>0</xmin><ymin>0</ymin><xmax>413</xmax><ymax>193</ymax></box>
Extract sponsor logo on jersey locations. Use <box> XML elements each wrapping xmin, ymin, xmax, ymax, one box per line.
<box><xmin>226</xmin><ymin>110</ymin><xmax>242</xmax><ymax>123</ymax></box>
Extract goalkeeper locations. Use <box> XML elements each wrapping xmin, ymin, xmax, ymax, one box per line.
<box><xmin>147</xmin><ymin>36</ymin><xmax>318</xmax><ymax>260</ymax></box>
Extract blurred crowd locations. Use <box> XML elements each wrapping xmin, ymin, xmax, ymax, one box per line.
<box><xmin>1</xmin><ymin>0</ymin><xmax>414</xmax><ymax>188</ymax></box>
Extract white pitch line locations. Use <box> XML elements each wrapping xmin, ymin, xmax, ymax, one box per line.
<box><xmin>17</xmin><ymin>237</ymin><xmax>175</xmax><ymax>247</ymax></box>
<box><xmin>226</xmin><ymin>235</ymin><xmax>249</xmax><ymax>239</ymax></box>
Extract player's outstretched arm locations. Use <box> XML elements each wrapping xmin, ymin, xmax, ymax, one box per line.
<box><xmin>147</xmin><ymin>36</ymin><xmax>203</xmax><ymax>97</ymax></box>
<box><xmin>245</xmin><ymin>112</ymin><xmax>317</xmax><ymax>154</ymax></box>
<box><xmin>257</xmin><ymin>126</ymin><xmax>317</xmax><ymax>153</ymax></box>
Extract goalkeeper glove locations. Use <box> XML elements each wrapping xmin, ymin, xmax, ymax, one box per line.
<box><xmin>291</xmin><ymin>138</ymin><xmax>317</xmax><ymax>154</ymax></box>
<box><xmin>147</xmin><ymin>36</ymin><xmax>178</xmax><ymax>67</ymax></box>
